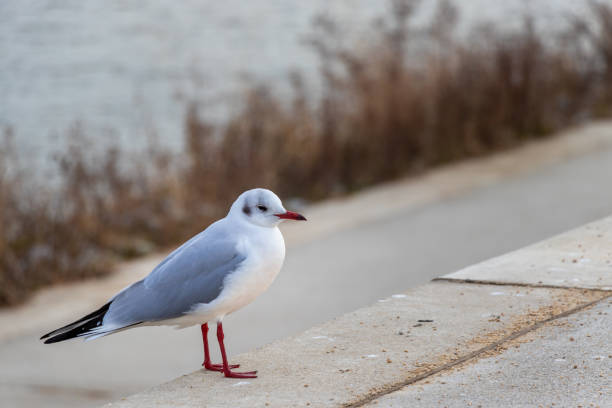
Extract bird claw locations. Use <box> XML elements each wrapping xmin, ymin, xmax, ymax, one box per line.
<box><xmin>203</xmin><ymin>362</ymin><xmax>239</xmax><ymax>371</ymax></box>
<box><xmin>223</xmin><ymin>370</ymin><xmax>258</xmax><ymax>378</ymax></box>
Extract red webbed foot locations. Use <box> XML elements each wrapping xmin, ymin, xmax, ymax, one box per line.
<box><xmin>215</xmin><ymin>322</ymin><xmax>258</xmax><ymax>378</ymax></box>
<box><xmin>223</xmin><ymin>369</ymin><xmax>258</xmax><ymax>378</ymax></box>
<box><xmin>203</xmin><ymin>362</ymin><xmax>239</xmax><ymax>372</ymax></box>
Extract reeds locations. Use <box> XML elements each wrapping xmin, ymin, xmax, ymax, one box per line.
<box><xmin>1</xmin><ymin>0</ymin><xmax>612</xmax><ymax>306</ymax></box>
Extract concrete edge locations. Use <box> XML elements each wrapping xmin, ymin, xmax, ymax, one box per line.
<box><xmin>362</xmin><ymin>296</ymin><xmax>612</xmax><ymax>407</ymax></box>
<box><xmin>344</xmin><ymin>292</ymin><xmax>611</xmax><ymax>408</ymax></box>
<box><xmin>441</xmin><ymin>215</ymin><xmax>612</xmax><ymax>290</ymax></box>
<box><xmin>433</xmin><ymin>277</ymin><xmax>612</xmax><ymax>291</ymax></box>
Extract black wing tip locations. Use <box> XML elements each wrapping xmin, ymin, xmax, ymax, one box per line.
<box><xmin>41</xmin><ymin>320</ymin><xmax>98</xmax><ymax>344</ymax></box>
<box><xmin>39</xmin><ymin>301</ymin><xmax>112</xmax><ymax>344</ymax></box>
<box><xmin>42</xmin><ymin>330</ymin><xmax>82</xmax><ymax>344</ymax></box>
<box><xmin>40</xmin><ymin>327</ymin><xmax>62</xmax><ymax>340</ymax></box>
<box><xmin>43</xmin><ymin>321</ymin><xmax>144</xmax><ymax>344</ymax></box>
<box><xmin>40</xmin><ymin>329</ymin><xmax>58</xmax><ymax>340</ymax></box>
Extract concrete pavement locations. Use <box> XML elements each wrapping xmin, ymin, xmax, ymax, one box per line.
<box><xmin>368</xmin><ymin>299</ymin><xmax>611</xmax><ymax>408</ymax></box>
<box><xmin>1</xmin><ymin>121</ymin><xmax>612</xmax><ymax>407</ymax></box>
<box><xmin>367</xmin><ymin>217</ymin><xmax>612</xmax><ymax>408</ymax></box>
<box><xmin>110</xmin><ymin>285</ymin><xmax>610</xmax><ymax>408</ymax></box>
<box><xmin>441</xmin><ymin>215</ymin><xmax>612</xmax><ymax>290</ymax></box>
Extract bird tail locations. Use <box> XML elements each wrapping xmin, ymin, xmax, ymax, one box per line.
<box><xmin>40</xmin><ymin>302</ymin><xmax>112</xmax><ymax>344</ymax></box>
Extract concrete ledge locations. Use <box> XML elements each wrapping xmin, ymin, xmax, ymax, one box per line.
<box><xmin>367</xmin><ymin>298</ymin><xmax>611</xmax><ymax>407</ymax></box>
<box><xmin>107</xmin><ymin>217</ymin><xmax>612</xmax><ymax>407</ymax></box>
<box><xmin>441</xmin><ymin>216</ymin><xmax>612</xmax><ymax>290</ymax></box>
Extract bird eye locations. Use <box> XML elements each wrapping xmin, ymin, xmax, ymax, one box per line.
<box><xmin>256</xmin><ymin>205</ymin><xmax>267</xmax><ymax>212</ymax></box>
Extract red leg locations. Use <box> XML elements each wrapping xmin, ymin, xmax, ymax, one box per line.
<box><xmin>216</xmin><ymin>321</ymin><xmax>257</xmax><ymax>378</ymax></box>
<box><xmin>201</xmin><ymin>323</ymin><xmax>238</xmax><ymax>371</ymax></box>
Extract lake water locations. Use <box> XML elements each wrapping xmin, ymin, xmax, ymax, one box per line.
<box><xmin>0</xmin><ymin>0</ymin><xmax>587</xmax><ymax>168</ymax></box>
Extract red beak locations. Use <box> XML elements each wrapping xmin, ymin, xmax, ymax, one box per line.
<box><xmin>275</xmin><ymin>211</ymin><xmax>307</xmax><ymax>221</ymax></box>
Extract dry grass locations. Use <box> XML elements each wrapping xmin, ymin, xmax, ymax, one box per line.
<box><xmin>1</xmin><ymin>0</ymin><xmax>612</xmax><ymax>306</ymax></box>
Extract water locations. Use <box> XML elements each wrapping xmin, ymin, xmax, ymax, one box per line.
<box><xmin>0</xmin><ymin>0</ymin><xmax>588</xmax><ymax>168</ymax></box>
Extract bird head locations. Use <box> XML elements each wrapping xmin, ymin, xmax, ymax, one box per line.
<box><xmin>230</xmin><ymin>188</ymin><xmax>306</xmax><ymax>228</ymax></box>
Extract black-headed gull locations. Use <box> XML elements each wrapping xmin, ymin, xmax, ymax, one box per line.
<box><xmin>41</xmin><ymin>188</ymin><xmax>306</xmax><ymax>378</ymax></box>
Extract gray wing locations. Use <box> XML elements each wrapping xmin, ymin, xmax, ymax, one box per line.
<box><xmin>104</xmin><ymin>226</ymin><xmax>246</xmax><ymax>327</ymax></box>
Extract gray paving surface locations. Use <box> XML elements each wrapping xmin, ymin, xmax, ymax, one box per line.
<box><xmin>107</xmin><ymin>283</ymin><xmax>604</xmax><ymax>408</ymax></box>
<box><xmin>443</xmin><ymin>216</ymin><xmax>612</xmax><ymax>290</ymax></box>
<box><xmin>368</xmin><ymin>298</ymin><xmax>612</xmax><ymax>408</ymax></box>
<box><xmin>2</xmin><ymin>147</ymin><xmax>612</xmax><ymax>407</ymax></box>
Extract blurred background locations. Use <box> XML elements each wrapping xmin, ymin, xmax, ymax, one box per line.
<box><xmin>1</xmin><ymin>0</ymin><xmax>612</xmax><ymax>407</ymax></box>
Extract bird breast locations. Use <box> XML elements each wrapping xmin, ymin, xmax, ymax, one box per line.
<box><xmin>193</xmin><ymin>226</ymin><xmax>286</xmax><ymax>321</ymax></box>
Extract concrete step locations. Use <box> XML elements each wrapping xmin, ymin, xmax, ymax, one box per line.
<box><xmin>107</xmin><ymin>283</ymin><xmax>608</xmax><ymax>407</ymax></box>
<box><xmin>368</xmin><ymin>298</ymin><xmax>611</xmax><ymax>408</ymax></box>
<box><xmin>441</xmin><ymin>216</ymin><xmax>612</xmax><ymax>290</ymax></box>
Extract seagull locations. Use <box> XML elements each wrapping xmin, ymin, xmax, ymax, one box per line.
<box><xmin>40</xmin><ymin>188</ymin><xmax>306</xmax><ymax>378</ymax></box>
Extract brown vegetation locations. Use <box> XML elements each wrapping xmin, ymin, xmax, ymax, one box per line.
<box><xmin>1</xmin><ymin>0</ymin><xmax>612</xmax><ymax>306</ymax></box>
